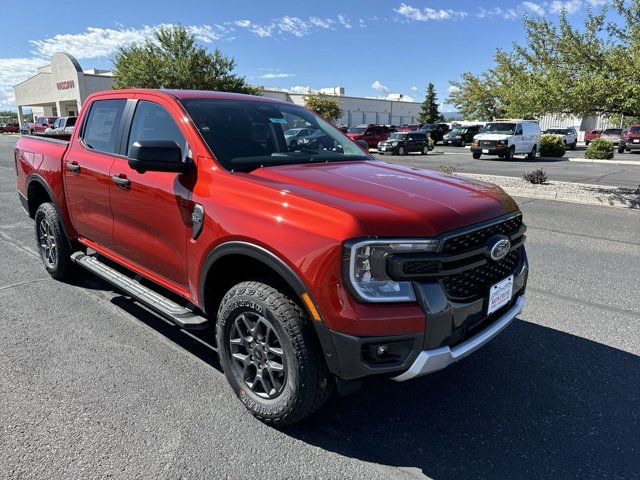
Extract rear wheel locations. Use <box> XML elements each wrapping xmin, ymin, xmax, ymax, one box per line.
<box><xmin>422</xmin><ymin>144</ymin><xmax>429</xmax><ymax>155</ymax></box>
<box><xmin>217</xmin><ymin>281</ymin><xmax>333</xmax><ymax>426</ymax></box>
<box><xmin>398</xmin><ymin>146</ymin><xmax>406</xmax><ymax>155</ymax></box>
<box><xmin>34</xmin><ymin>203</ymin><xmax>74</xmax><ymax>280</ymax></box>
<box><xmin>618</xmin><ymin>145</ymin><xmax>625</xmax><ymax>154</ymax></box>
<box><xmin>460</xmin><ymin>139</ymin><xmax>466</xmax><ymax>147</ymax></box>
<box><xmin>571</xmin><ymin>140</ymin><xmax>577</xmax><ymax>150</ymax></box>
<box><xmin>472</xmin><ymin>152</ymin><xmax>481</xmax><ymax>159</ymax></box>
<box><xmin>585</xmin><ymin>140</ymin><xmax>590</xmax><ymax>146</ymax></box>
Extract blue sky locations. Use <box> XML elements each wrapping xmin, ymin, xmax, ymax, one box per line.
<box><xmin>1</xmin><ymin>0</ymin><xmax>605</xmax><ymax>110</ymax></box>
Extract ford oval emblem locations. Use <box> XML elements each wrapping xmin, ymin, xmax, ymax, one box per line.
<box><xmin>489</xmin><ymin>236</ymin><xmax>511</xmax><ymax>261</ymax></box>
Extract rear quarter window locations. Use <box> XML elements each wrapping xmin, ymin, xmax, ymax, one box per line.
<box><xmin>81</xmin><ymin>99</ymin><xmax>127</xmax><ymax>154</ymax></box>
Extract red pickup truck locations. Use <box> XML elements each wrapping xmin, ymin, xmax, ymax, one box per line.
<box><xmin>25</xmin><ymin>116</ymin><xmax>58</xmax><ymax>134</ymax></box>
<box><xmin>15</xmin><ymin>89</ymin><xmax>528</xmax><ymax>425</ymax></box>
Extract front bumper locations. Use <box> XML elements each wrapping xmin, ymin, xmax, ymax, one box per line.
<box><xmin>393</xmin><ymin>295</ymin><xmax>524</xmax><ymax>381</ymax></box>
<box><xmin>328</xmin><ymin>251</ymin><xmax>528</xmax><ymax>380</ymax></box>
<box><xmin>624</xmin><ymin>141</ymin><xmax>640</xmax><ymax>150</ymax></box>
<box><xmin>471</xmin><ymin>145</ymin><xmax>509</xmax><ymax>155</ymax></box>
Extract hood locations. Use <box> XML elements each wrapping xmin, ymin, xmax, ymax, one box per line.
<box><xmin>250</xmin><ymin>160</ymin><xmax>518</xmax><ymax>237</ymax></box>
<box><xmin>346</xmin><ymin>133</ymin><xmax>364</xmax><ymax>139</ymax></box>
<box><xmin>474</xmin><ymin>133</ymin><xmax>511</xmax><ymax>141</ymax></box>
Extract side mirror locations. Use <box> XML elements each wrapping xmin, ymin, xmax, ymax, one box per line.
<box><xmin>128</xmin><ymin>140</ymin><xmax>193</xmax><ymax>174</ymax></box>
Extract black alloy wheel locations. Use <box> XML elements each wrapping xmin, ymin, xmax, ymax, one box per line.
<box><xmin>229</xmin><ymin>311</ymin><xmax>287</xmax><ymax>399</ymax></box>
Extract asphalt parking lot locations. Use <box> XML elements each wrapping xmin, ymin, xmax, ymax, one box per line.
<box><xmin>374</xmin><ymin>144</ymin><xmax>640</xmax><ymax>189</ymax></box>
<box><xmin>1</xmin><ymin>135</ymin><xmax>639</xmax><ymax>479</ymax></box>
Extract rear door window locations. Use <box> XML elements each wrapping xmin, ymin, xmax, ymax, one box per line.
<box><xmin>126</xmin><ymin>101</ymin><xmax>187</xmax><ymax>158</ymax></box>
<box><xmin>81</xmin><ymin>99</ymin><xmax>127</xmax><ymax>154</ymax></box>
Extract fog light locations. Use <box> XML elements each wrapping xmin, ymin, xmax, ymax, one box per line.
<box><xmin>377</xmin><ymin>345</ymin><xmax>390</xmax><ymax>356</ymax></box>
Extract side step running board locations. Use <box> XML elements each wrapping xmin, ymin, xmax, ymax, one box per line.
<box><xmin>71</xmin><ymin>252</ymin><xmax>208</xmax><ymax>330</ymax></box>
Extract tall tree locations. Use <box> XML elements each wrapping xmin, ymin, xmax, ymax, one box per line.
<box><xmin>447</xmin><ymin>1</ymin><xmax>640</xmax><ymax>119</ymax></box>
<box><xmin>113</xmin><ymin>25</ymin><xmax>259</xmax><ymax>95</ymax></box>
<box><xmin>304</xmin><ymin>93</ymin><xmax>342</xmax><ymax>123</ymax></box>
<box><xmin>418</xmin><ymin>83</ymin><xmax>444</xmax><ymax>124</ymax></box>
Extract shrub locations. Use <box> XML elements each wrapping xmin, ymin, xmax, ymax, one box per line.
<box><xmin>585</xmin><ymin>138</ymin><xmax>614</xmax><ymax>159</ymax></box>
<box><xmin>539</xmin><ymin>134</ymin><xmax>566</xmax><ymax>157</ymax></box>
<box><xmin>439</xmin><ymin>164</ymin><xmax>456</xmax><ymax>174</ymax></box>
<box><xmin>523</xmin><ymin>168</ymin><xmax>548</xmax><ymax>184</ymax></box>
<box><xmin>428</xmin><ymin>137</ymin><xmax>435</xmax><ymax>150</ymax></box>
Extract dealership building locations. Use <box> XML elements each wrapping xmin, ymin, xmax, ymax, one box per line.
<box><xmin>13</xmin><ymin>52</ymin><xmax>114</xmax><ymax>128</ymax></box>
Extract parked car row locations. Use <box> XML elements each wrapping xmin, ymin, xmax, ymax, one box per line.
<box><xmin>618</xmin><ymin>125</ymin><xmax>640</xmax><ymax>153</ymax></box>
<box><xmin>442</xmin><ymin>125</ymin><xmax>481</xmax><ymax>147</ymax></box>
<box><xmin>44</xmin><ymin>116</ymin><xmax>76</xmax><ymax>136</ymax></box>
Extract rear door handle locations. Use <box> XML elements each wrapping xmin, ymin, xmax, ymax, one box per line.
<box><xmin>112</xmin><ymin>175</ymin><xmax>131</xmax><ymax>189</ymax></box>
<box><xmin>66</xmin><ymin>162</ymin><xmax>80</xmax><ymax>174</ymax></box>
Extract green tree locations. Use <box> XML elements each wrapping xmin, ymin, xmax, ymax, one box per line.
<box><xmin>418</xmin><ymin>83</ymin><xmax>444</xmax><ymax>124</ymax></box>
<box><xmin>304</xmin><ymin>93</ymin><xmax>342</xmax><ymax>122</ymax></box>
<box><xmin>112</xmin><ymin>25</ymin><xmax>258</xmax><ymax>94</ymax></box>
<box><xmin>447</xmin><ymin>1</ymin><xmax>640</xmax><ymax>119</ymax></box>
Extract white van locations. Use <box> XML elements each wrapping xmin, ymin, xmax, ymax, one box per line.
<box><xmin>471</xmin><ymin>120</ymin><xmax>541</xmax><ymax>160</ymax></box>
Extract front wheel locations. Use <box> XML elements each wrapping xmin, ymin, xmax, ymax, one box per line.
<box><xmin>504</xmin><ymin>146</ymin><xmax>515</xmax><ymax>160</ymax></box>
<box><xmin>422</xmin><ymin>144</ymin><xmax>429</xmax><ymax>155</ymax></box>
<box><xmin>571</xmin><ymin>140</ymin><xmax>577</xmax><ymax>150</ymax></box>
<box><xmin>618</xmin><ymin>145</ymin><xmax>625</xmax><ymax>154</ymax></box>
<box><xmin>217</xmin><ymin>281</ymin><xmax>333</xmax><ymax>426</ymax></box>
<box><xmin>398</xmin><ymin>146</ymin><xmax>406</xmax><ymax>155</ymax></box>
<box><xmin>34</xmin><ymin>203</ymin><xmax>74</xmax><ymax>280</ymax></box>
<box><xmin>472</xmin><ymin>152</ymin><xmax>481</xmax><ymax>159</ymax></box>
<box><xmin>528</xmin><ymin>145</ymin><xmax>537</xmax><ymax>160</ymax></box>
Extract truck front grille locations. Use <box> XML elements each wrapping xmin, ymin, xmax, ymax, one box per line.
<box><xmin>479</xmin><ymin>140</ymin><xmax>497</xmax><ymax>147</ymax></box>
<box><xmin>442</xmin><ymin>248</ymin><xmax>521</xmax><ymax>300</ymax></box>
<box><xmin>387</xmin><ymin>213</ymin><xmax>526</xmax><ymax>302</ymax></box>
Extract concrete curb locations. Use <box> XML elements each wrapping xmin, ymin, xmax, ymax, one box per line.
<box><xmin>502</xmin><ymin>187</ymin><xmax>640</xmax><ymax>209</ymax></box>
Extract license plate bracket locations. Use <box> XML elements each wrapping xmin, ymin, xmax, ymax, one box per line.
<box><xmin>487</xmin><ymin>275</ymin><xmax>513</xmax><ymax>315</ymax></box>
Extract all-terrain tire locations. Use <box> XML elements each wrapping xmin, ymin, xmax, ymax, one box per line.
<box><xmin>217</xmin><ymin>281</ymin><xmax>333</xmax><ymax>426</ymax></box>
<box><xmin>34</xmin><ymin>203</ymin><xmax>74</xmax><ymax>280</ymax></box>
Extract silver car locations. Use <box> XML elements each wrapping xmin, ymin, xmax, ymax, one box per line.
<box><xmin>44</xmin><ymin>116</ymin><xmax>77</xmax><ymax>136</ymax></box>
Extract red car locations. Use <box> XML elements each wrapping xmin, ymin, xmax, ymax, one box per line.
<box><xmin>26</xmin><ymin>116</ymin><xmax>58</xmax><ymax>134</ymax></box>
<box><xmin>584</xmin><ymin>129</ymin><xmax>602</xmax><ymax>145</ymax></box>
<box><xmin>618</xmin><ymin>125</ymin><xmax>640</xmax><ymax>153</ymax></box>
<box><xmin>397</xmin><ymin>123</ymin><xmax>421</xmax><ymax>132</ymax></box>
<box><xmin>1</xmin><ymin>122</ymin><xmax>20</xmax><ymax>133</ymax></box>
<box><xmin>15</xmin><ymin>89</ymin><xmax>528</xmax><ymax>425</ymax></box>
<box><xmin>346</xmin><ymin>124</ymin><xmax>391</xmax><ymax>148</ymax></box>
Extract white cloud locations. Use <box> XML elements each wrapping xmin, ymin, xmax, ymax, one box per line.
<box><xmin>337</xmin><ymin>15</ymin><xmax>353</xmax><ymax>28</ymax></box>
<box><xmin>521</xmin><ymin>1</ymin><xmax>546</xmax><ymax>16</ymax></box>
<box><xmin>30</xmin><ymin>24</ymin><xmax>227</xmax><ymax>60</ymax></box>
<box><xmin>398</xmin><ymin>94</ymin><xmax>415</xmax><ymax>102</ymax></box>
<box><xmin>586</xmin><ymin>0</ymin><xmax>606</xmax><ymax>6</ymax></box>
<box><xmin>477</xmin><ymin>6</ymin><xmax>518</xmax><ymax>19</ymax></box>
<box><xmin>0</xmin><ymin>58</ymin><xmax>49</xmax><ymax>109</ymax></box>
<box><xmin>395</xmin><ymin>3</ymin><xmax>468</xmax><ymax>21</ymax></box>
<box><xmin>371</xmin><ymin>80</ymin><xmax>389</xmax><ymax>93</ymax></box>
<box><xmin>308</xmin><ymin>17</ymin><xmax>335</xmax><ymax>29</ymax></box>
<box><xmin>550</xmin><ymin>0</ymin><xmax>583</xmax><ymax>14</ymax></box>
<box><xmin>447</xmin><ymin>85</ymin><xmax>460</xmax><ymax>93</ymax></box>
<box><xmin>259</xmin><ymin>72</ymin><xmax>295</xmax><ymax>79</ymax></box>
<box><xmin>234</xmin><ymin>19</ymin><xmax>275</xmax><ymax>38</ymax></box>
<box><xmin>410</xmin><ymin>86</ymin><xmax>419</xmax><ymax>91</ymax></box>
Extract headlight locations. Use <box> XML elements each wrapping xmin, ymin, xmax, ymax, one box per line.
<box><xmin>497</xmin><ymin>140</ymin><xmax>508</xmax><ymax>146</ymax></box>
<box><xmin>392</xmin><ymin>141</ymin><xmax>398</xmax><ymax>146</ymax></box>
<box><xmin>345</xmin><ymin>239</ymin><xmax>439</xmax><ymax>302</ymax></box>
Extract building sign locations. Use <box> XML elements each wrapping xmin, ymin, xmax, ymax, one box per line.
<box><xmin>57</xmin><ymin>80</ymin><xmax>75</xmax><ymax>90</ymax></box>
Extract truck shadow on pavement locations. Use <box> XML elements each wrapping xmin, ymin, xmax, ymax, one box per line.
<box><xmin>284</xmin><ymin>319</ymin><xmax>639</xmax><ymax>480</ymax></box>
<box><xmin>71</xmin><ymin>271</ymin><xmax>638</xmax><ymax>479</ymax></box>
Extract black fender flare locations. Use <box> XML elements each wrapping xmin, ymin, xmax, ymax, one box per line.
<box><xmin>26</xmin><ymin>173</ymin><xmax>73</xmax><ymax>246</ymax></box>
<box><xmin>199</xmin><ymin>241</ymin><xmax>340</xmax><ymax>375</ymax></box>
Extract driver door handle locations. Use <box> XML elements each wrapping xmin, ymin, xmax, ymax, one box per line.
<box><xmin>66</xmin><ymin>161</ymin><xmax>80</xmax><ymax>174</ymax></box>
<box><xmin>112</xmin><ymin>175</ymin><xmax>131</xmax><ymax>189</ymax></box>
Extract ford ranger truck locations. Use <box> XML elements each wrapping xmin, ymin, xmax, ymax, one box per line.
<box><xmin>14</xmin><ymin>90</ymin><xmax>528</xmax><ymax>425</ymax></box>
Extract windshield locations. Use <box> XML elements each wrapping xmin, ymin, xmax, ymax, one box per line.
<box><xmin>603</xmin><ymin>129</ymin><xmax>622</xmax><ymax>135</ymax></box>
<box><xmin>450</xmin><ymin>128</ymin><xmax>467</xmax><ymax>134</ymax></box>
<box><xmin>389</xmin><ymin>132</ymin><xmax>408</xmax><ymax>140</ymax></box>
<box><xmin>629</xmin><ymin>126</ymin><xmax>640</xmax><ymax>133</ymax></box>
<box><xmin>480</xmin><ymin>123</ymin><xmax>516</xmax><ymax>135</ymax></box>
<box><xmin>181</xmin><ymin>98</ymin><xmax>369</xmax><ymax>171</ymax></box>
<box><xmin>348</xmin><ymin>126</ymin><xmax>367</xmax><ymax>134</ymax></box>
<box><xmin>546</xmin><ymin>128</ymin><xmax>568</xmax><ymax>134</ymax></box>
